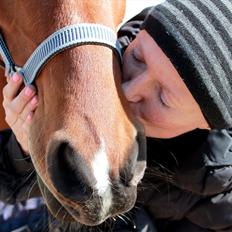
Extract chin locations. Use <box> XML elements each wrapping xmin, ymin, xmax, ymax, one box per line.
<box><xmin>145</xmin><ymin>126</ymin><xmax>195</xmax><ymax>139</ymax></box>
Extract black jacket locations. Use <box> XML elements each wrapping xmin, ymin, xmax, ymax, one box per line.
<box><xmin>141</xmin><ymin>129</ymin><xmax>232</xmax><ymax>232</ymax></box>
<box><xmin>0</xmin><ymin>130</ymin><xmax>39</xmax><ymax>204</ymax></box>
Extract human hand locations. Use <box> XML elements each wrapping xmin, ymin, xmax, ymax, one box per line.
<box><xmin>2</xmin><ymin>73</ymin><xmax>38</xmax><ymax>154</ymax></box>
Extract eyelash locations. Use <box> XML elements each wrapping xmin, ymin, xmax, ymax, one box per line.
<box><xmin>160</xmin><ymin>90</ymin><xmax>169</xmax><ymax>107</ymax></box>
<box><xmin>132</xmin><ymin>50</ymin><xmax>143</xmax><ymax>63</ymax></box>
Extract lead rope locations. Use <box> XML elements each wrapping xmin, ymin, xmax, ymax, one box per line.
<box><xmin>0</xmin><ymin>23</ymin><xmax>122</xmax><ymax>84</ymax></box>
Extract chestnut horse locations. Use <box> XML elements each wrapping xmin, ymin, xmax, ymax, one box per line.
<box><xmin>0</xmin><ymin>0</ymin><xmax>146</xmax><ymax>227</ymax></box>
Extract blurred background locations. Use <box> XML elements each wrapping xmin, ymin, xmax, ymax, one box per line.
<box><xmin>124</xmin><ymin>0</ymin><xmax>164</xmax><ymax>22</ymax></box>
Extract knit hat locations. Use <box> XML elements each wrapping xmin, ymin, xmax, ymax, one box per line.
<box><xmin>142</xmin><ymin>0</ymin><xmax>232</xmax><ymax>129</ymax></box>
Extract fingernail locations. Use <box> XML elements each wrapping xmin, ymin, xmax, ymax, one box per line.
<box><xmin>31</xmin><ymin>96</ymin><xmax>38</xmax><ymax>105</ymax></box>
<box><xmin>25</xmin><ymin>87</ymin><xmax>33</xmax><ymax>96</ymax></box>
<box><xmin>12</xmin><ymin>73</ymin><xmax>20</xmax><ymax>82</ymax></box>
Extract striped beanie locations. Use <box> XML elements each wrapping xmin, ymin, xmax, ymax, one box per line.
<box><xmin>142</xmin><ymin>0</ymin><xmax>232</xmax><ymax>129</ymax></box>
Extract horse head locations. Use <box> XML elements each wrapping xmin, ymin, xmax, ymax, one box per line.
<box><xmin>0</xmin><ymin>0</ymin><xmax>146</xmax><ymax>226</ymax></box>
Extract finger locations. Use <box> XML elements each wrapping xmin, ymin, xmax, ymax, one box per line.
<box><xmin>4</xmin><ymin>110</ymin><xmax>18</xmax><ymax>127</ymax></box>
<box><xmin>11</xmin><ymin>85</ymin><xmax>36</xmax><ymax>115</ymax></box>
<box><xmin>3</xmin><ymin>73</ymin><xmax>24</xmax><ymax>100</ymax></box>
<box><xmin>20</xmin><ymin>96</ymin><xmax>38</xmax><ymax>122</ymax></box>
<box><xmin>26</xmin><ymin>111</ymin><xmax>34</xmax><ymax>125</ymax></box>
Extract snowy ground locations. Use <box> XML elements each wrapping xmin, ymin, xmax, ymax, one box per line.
<box><xmin>124</xmin><ymin>0</ymin><xmax>165</xmax><ymax>22</ymax></box>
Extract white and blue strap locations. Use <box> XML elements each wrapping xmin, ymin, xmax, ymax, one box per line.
<box><xmin>0</xmin><ymin>33</ymin><xmax>16</xmax><ymax>77</ymax></box>
<box><xmin>0</xmin><ymin>23</ymin><xmax>122</xmax><ymax>84</ymax></box>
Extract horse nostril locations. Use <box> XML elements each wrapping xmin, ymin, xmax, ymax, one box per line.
<box><xmin>47</xmin><ymin>142</ymin><xmax>93</xmax><ymax>202</ymax></box>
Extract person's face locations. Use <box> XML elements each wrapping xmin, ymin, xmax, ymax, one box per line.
<box><xmin>122</xmin><ymin>30</ymin><xmax>209</xmax><ymax>138</ymax></box>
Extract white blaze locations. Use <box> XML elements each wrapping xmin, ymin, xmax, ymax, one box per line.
<box><xmin>92</xmin><ymin>139</ymin><xmax>112</xmax><ymax>218</ymax></box>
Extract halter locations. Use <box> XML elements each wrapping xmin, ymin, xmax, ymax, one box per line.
<box><xmin>0</xmin><ymin>23</ymin><xmax>122</xmax><ymax>85</ymax></box>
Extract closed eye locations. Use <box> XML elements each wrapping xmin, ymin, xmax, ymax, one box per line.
<box><xmin>132</xmin><ymin>49</ymin><xmax>144</xmax><ymax>64</ymax></box>
<box><xmin>160</xmin><ymin>89</ymin><xmax>170</xmax><ymax>108</ymax></box>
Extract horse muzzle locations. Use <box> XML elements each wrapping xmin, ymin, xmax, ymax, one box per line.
<box><xmin>41</xmin><ymin>128</ymin><xmax>147</xmax><ymax>226</ymax></box>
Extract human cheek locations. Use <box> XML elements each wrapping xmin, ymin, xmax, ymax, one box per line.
<box><xmin>141</xmin><ymin>98</ymin><xmax>171</xmax><ymax>127</ymax></box>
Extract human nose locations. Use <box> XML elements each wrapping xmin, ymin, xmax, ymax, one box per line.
<box><xmin>122</xmin><ymin>75</ymin><xmax>146</xmax><ymax>103</ymax></box>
